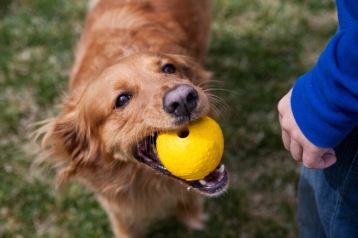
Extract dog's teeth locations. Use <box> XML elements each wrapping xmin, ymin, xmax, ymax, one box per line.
<box><xmin>199</xmin><ymin>180</ymin><xmax>207</xmax><ymax>185</ymax></box>
<box><xmin>216</xmin><ymin>164</ymin><xmax>225</xmax><ymax>173</ymax></box>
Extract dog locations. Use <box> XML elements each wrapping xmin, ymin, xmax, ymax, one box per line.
<box><xmin>35</xmin><ymin>0</ymin><xmax>228</xmax><ymax>237</ymax></box>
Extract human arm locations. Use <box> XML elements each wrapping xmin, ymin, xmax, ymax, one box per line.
<box><xmin>278</xmin><ymin>21</ymin><xmax>358</xmax><ymax>169</ymax></box>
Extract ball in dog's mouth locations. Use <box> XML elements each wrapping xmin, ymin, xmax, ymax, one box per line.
<box><xmin>134</xmin><ymin>134</ymin><xmax>228</xmax><ymax>196</ymax></box>
<box><xmin>156</xmin><ymin>116</ymin><xmax>224</xmax><ymax>181</ymax></box>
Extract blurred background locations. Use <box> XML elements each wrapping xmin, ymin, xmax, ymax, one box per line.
<box><xmin>0</xmin><ymin>0</ymin><xmax>337</xmax><ymax>237</ymax></box>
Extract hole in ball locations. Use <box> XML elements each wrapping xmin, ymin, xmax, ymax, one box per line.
<box><xmin>178</xmin><ymin>128</ymin><xmax>189</xmax><ymax>138</ymax></box>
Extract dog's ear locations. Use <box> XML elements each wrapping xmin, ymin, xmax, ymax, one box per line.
<box><xmin>40</xmin><ymin>93</ymin><xmax>103</xmax><ymax>180</ymax></box>
<box><xmin>166</xmin><ymin>54</ymin><xmax>212</xmax><ymax>88</ymax></box>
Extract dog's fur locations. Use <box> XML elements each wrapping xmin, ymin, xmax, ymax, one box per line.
<box><xmin>35</xmin><ymin>0</ymin><xmax>228</xmax><ymax>237</ymax></box>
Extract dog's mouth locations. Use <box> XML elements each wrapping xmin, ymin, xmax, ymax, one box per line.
<box><xmin>134</xmin><ymin>134</ymin><xmax>228</xmax><ymax>196</ymax></box>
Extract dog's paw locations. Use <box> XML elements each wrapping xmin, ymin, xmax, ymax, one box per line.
<box><xmin>184</xmin><ymin>212</ymin><xmax>210</xmax><ymax>231</ymax></box>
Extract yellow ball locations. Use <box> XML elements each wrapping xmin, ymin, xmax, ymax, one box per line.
<box><xmin>156</xmin><ymin>116</ymin><xmax>224</xmax><ymax>181</ymax></box>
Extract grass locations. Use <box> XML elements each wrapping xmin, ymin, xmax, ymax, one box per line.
<box><xmin>0</xmin><ymin>0</ymin><xmax>337</xmax><ymax>237</ymax></box>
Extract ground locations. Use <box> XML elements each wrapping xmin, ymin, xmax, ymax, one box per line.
<box><xmin>0</xmin><ymin>0</ymin><xmax>337</xmax><ymax>237</ymax></box>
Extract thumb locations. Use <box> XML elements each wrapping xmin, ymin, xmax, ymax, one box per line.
<box><xmin>303</xmin><ymin>148</ymin><xmax>337</xmax><ymax>169</ymax></box>
<box><xmin>320</xmin><ymin>149</ymin><xmax>337</xmax><ymax>168</ymax></box>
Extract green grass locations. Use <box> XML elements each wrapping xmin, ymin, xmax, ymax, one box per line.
<box><xmin>0</xmin><ymin>0</ymin><xmax>337</xmax><ymax>237</ymax></box>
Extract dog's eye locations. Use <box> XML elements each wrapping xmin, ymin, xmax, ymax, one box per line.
<box><xmin>162</xmin><ymin>64</ymin><xmax>176</xmax><ymax>74</ymax></box>
<box><xmin>115</xmin><ymin>93</ymin><xmax>132</xmax><ymax>108</ymax></box>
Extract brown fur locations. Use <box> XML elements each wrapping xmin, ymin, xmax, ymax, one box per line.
<box><xmin>35</xmin><ymin>0</ymin><xmax>217</xmax><ymax>237</ymax></box>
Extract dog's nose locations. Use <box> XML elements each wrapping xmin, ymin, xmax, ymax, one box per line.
<box><xmin>163</xmin><ymin>84</ymin><xmax>198</xmax><ymax>117</ymax></box>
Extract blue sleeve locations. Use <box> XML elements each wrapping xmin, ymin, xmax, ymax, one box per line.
<box><xmin>291</xmin><ymin>21</ymin><xmax>358</xmax><ymax>148</ymax></box>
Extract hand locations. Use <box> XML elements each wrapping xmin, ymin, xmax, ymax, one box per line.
<box><xmin>278</xmin><ymin>89</ymin><xmax>337</xmax><ymax>169</ymax></box>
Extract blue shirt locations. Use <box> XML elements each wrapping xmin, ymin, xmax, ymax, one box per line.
<box><xmin>291</xmin><ymin>0</ymin><xmax>358</xmax><ymax>148</ymax></box>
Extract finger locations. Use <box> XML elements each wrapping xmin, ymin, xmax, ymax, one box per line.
<box><xmin>320</xmin><ymin>152</ymin><xmax>337</xmax><ymax>168</ymax></box>
<box><xmin>302</xmin><ymin>148</ymin><xmax>336</xmax><ymax>169</ymax></box>
<box><xmin>320</xmin><ymin>149</ymin><xmax>337</xmax><ymax>168</ymax></box>
<box><xmin>281</xmin><ymin>129</ymin><xmax>291</xmax><ymax>151</ymax></box>
<box><xmin>278</xmin><ymin>112</ymin><xmax>283</xmax><ymax>124</ymax></box>
<box><xmin>290</xmin><ymin>139</ymin><xmax>303</xmax><ymax>161</ymax></box>
<box><xmin>302</xmin><ymin>148</ymin><xmax>324</xmax><ymax>169</ymax></box>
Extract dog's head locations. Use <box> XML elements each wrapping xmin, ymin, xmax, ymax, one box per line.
<box><xmin>47</xmin><ymin>52</ymin><xmax>228</xmax><ymax>196</ymax></box>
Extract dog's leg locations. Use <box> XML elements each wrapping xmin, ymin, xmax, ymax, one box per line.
<box><xmin>175</xmin><ymin>193</ymin><xmax>206</xmax><ymax>231</ymax></box>
<box><xmin>88</xmin><ymin>0</ymin><xmax>100</xmax><ymax>11</ymax></box>
<box><xmin>98</xmin><ymin>196</ymin><xmax>145</xmax><ymax>238</ymax></box>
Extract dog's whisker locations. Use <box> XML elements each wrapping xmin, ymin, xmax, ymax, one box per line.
<box><xmin>210</xmin><ymin>104</ymin><xmax>224</xmax><ymax>118</ymax></box>
<box><xmin>207</xmin><ymin>94</ymin><xmax>232</xmax><ymax>112</ymax></box>
<box><xmin>196</xmin><ymin>80</ymin><xmax>208</xmax><ymax>88</ymax></box>
<box><xmin>205</xmin><ymin>80</ymin><xmax>238</xmax><ymax>88</ymax></box>
<box><xmin>207</xmin><ymin>94</ymin><xmax>228</xmax><ymax>105</ymax></box>
<box><xmin>204</xmin><ymin>88</ymin><xmax>241</xmax><ymax>95</ymax></box>
<box><xmin>209</xmin><ymin>99</ymin><xmax>230</xmax><ymax>112</ymax></box>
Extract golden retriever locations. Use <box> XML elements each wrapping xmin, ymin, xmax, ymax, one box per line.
<box><xmin>35</xmin><ymin>0</ymin><xmax>228</xmax><ymax>237</ymax></box>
